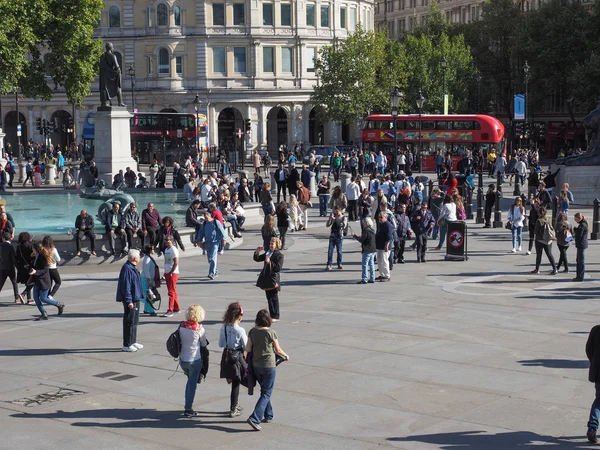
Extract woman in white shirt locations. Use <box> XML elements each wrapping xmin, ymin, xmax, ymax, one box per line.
<box><xmin>508</xmin><ymin>197</ymin><xmax>525</xmax><ymax>252</ymax></box>
<box><xmin>42</xmin><ymin>236</ymin><xmax>61</xmax><ymax>300</ymax></box>
<box><xmin>179</xmin><ymin>304</ymin><xmax>208</xmax><ymax>417</ymax></box>
<box><xmin>219</xmin><ymin>302</ymin><xmax>248</xmax><ymax>418</ymax></box>
<box><xmin>163</xmin><ymin>236</ymin><xmax>180</xmax><ymax>317</ymax></box>
<box><xmin>435</xmin><ymin>196</ymin><xmax>457</xmax><ymax>250</ymax></box>
<box><xmin>141</xmin><ymin>245</ymin><xmax>159</xmax><ymax>317</ymax></box>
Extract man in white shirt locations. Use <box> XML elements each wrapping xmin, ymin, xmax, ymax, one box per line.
<box><xmin>183</xmin><ymin>177</ymin><xmax>195</xmax><ymax>201</ymax></box>
<box><xmin>346</xmin><ymin>177</ymin><xmax>361</xmax><ymax>222</ymax></box>
<box><xmin>200</xmin><ymin>178</ymin><xmax>212</xmax><ymax>205</ymax></box>
<box><xmin>398</xmin><ymin>152</ymin><xmax>407</xmax><ymax>173</ymax></box>
<box><xmin>163</xmin><ymin>236</ymin><xmax>180</xmax><ymax>317</ymax></box>
<box><xmin>376</xmin><ymin>151</ymin><xmax>387</xmax><ymax>175</ymax></box>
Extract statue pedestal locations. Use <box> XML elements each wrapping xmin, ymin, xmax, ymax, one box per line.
<box><xmin>45</xmin><ymin>165</ymin><xmax>57</xmax><ymax>185</ymax></box>
<box><xmin>93</xmin><ymin>108</ymin><xmax>137</xmax><ymax>184</ymax></box>
<box><xmin>18</xmin><ymin>162</ymin><xmax>26</xmax><ymax>183</ymax></box>
<box><xmin>552</xmin><ymin>164</ymin><xmax>600</xmax><ymax>206</ymax></box>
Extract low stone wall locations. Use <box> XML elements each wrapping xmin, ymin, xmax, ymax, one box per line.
<box><xmin>552</xmin><ymin>164</ymin><xmax>600</xmax><ymax>206</ymax></box>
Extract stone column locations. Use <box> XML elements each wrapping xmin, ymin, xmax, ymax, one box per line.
<box><xmin>309</xmin><ymin>171</ymin><xmax>317</xmax><ymax>196</ymax></box>
<box><xmin>259</xmin><ymin>103</ymin><xmax>267</xmax><ymax>149</ymax></box>
<box><xmin>303</xmin><ymin>103</ymin><xmax>311</xmax><ymax>146</ymax></box>
<box><xmin>18</xmin><ymin>162</ymin><xmax>26</xmax><ymax>183</ymax></box>
<box><xmin>341</xmin><ymin>172</ymin><xmax>351</xmax><ymax>192</ymax></box>
<box><xmin>45</xmin><ymin>165</ymin><xmax>56</xmax><ymax>185</ymax></box>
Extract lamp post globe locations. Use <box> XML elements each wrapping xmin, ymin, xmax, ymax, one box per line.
<box><xmin>390</xmin><ymin>86</ymin><xmax>402</xmax><ymax>176</ymax></box>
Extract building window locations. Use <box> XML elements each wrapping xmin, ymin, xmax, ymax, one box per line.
<box><xmin>306</xmin><ymin>4</ymin><xmax>315</xmax><ymax>26</ymax></box>
<box><xmin>401</xmin><ymin>0</ymin><xmax>405</xmax><ymax>10</ymax></box>
<box><xmin>281</xmin><ymin>3</ymin><xmax>292</xmax><ymax>26</ymax></box>
<box><xmin>306</xmin><ymin>47</ymin><xmax>316</xmax><ymax>73</ymax></box>
<box><xmin>263</xmin><ymin>47</ymin><xmax>274</xmax><ymax>73</ymax></box>
<box><xmin>174</xmin><ymin>6</ymin><xmax>182</xmax><ymax>26</ymax></box>
<box><xmin>157</xmin><ymin>3</ymin><xmax>168</xmax><ymax>26</ymax></box>
<box><xmin>147</xmin><ymin>56</ymin><xmax>153</xmax><ymax>76</ymax></box>
<box><xmin>233</xmin><ymin>47</ymin><xmax>246</xmax><ymax>73</ymax></box>
<box><xmin>158</xmin><ymin>48</ymin><xmax>169</xmax><ymax>74</ymax></box>
<box><xmin>175</xmin><ymin>56</ymin><xmax>183</xmax><ymax>75</ymax></box>
<box><xmin>233</xmin><ymin>3</ymin><xmax>245</xmax><ymax>25</ymax></box>
<box><xmin>388</xmin><ymin>21</ymin><xmax>395</xmax><ymax>37</ymax></box>
<box><xmin>349</xmin><ymin>8</ymin><xmax>357</xmax><ymax>30</ymax></box>
<box><xmin>282</xmin><ymin>47</ymin><xmax>293</xmax><ymax>73</ymax></box>
<box><xmin>146</xmin><ymin>7</ymin><xmax>153</xmax><ymax>26</ymax></box>
<box><xmin>263</xmin><ymin>3</ymin><xmax>274</xmax><ymax>25</ymax></box>
<box><xmin>320</xmin><ymin>5</ymin><xmax>329</xmax><ymax>27</ymax></box>
<box><xmin>213</xmin><ymin>3</ymin><xmax>225</xmax><ymax>25</ymax></box>
<box><xmin>213</xmin><ymin>47</ymin><xmax>225</xmax><ymax>74</ymax></box>
<box><xmin>109</xmin><ymin>6</ymin><xmax>121</xmax><ymax>28</ymax></box>
<box><xmin>340</xmin><ymin>6</ymin><xmax>346</xmax><ymax>28</ymax></box>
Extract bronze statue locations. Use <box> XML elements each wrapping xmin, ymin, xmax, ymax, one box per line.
<box><xmin>99</xmin><ymin>42</ymin><xmax>125</xmax><ymax>108</ymax></box>
<box><xmin>558</xmin><ymin>98</ymin><xmax>600</xmax><ymax>165</ymax></box>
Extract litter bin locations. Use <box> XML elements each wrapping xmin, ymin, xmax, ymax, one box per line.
<box><xmin>445</xmin><ymin>221</ymin><xmax>468</xmax><ymax>261</ymax></box>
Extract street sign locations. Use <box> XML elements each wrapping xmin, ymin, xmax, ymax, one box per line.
<box><xmin>17</xmin><ymin>132</ymin><xmax>21</xmax><ymax>137</ymax></box>
<box><xmin>17</xmin><ymin>125</ymin><xmax>21</xmax><ymax>131</ymax></box>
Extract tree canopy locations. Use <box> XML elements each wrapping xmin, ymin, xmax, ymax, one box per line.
<box><xmin>0</xmin><ymin>0</ymin><xmax>103</xmax><ymax>106</ymax></box>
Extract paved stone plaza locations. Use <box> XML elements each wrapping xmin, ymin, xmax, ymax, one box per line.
<box><xmin>0</xmin><ymin>205</ymin><xmax>599</xmax><ymax>449</ymax></box>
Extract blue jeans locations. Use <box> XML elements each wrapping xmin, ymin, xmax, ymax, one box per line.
<box><xmin>438</xmin><ymin>224</ymin><xmax>448</xmax><ymax>248</ymax></box>
<box><xmin>432</xmin><ymin>224</ymin><xmax>439</xmax><ymax>240</ymax></box>
<box><xmin>33</xmin><ymin>285</ymin><xmax>59</xmax><ymax>315</ymax></box>
<box><xmin>249</xmin><ymin>366</ymin><xmax>276</xmax><ymax>423</ymax></box>
<box><xmin>511</xmin><ymin>226</ymin><xmax>523</xmax><ymax>249</ymax></box>
<box><xmin>590</xmin><ymin>382</ymin><xmax>600</xmax><ymax>431</ymax></box>
<box><xmin>361</xmin><ymin>252</ymin><xmax>375</xmax><ymax>282</ymax></box>
<box><xmin>226</xmin><ymin>215</ymin><xmax>238</xmax><ymax>233</ymax></box>
<box><xmin>327</xmin><ymin>236</ymin><xmax>343</xmax><ymax>267</ymax></box>
<box><xmin>319</xmin><ymin>194</ymin><xmax>330</xmax><ymax>216</ymax></box>
<box><xmin>180</xmin><ymin>358</ymin><xmax>203</xmax><ymax>411</ymax></box>
<box><xmin>206</xmin><ymin>243</ymin><xmax>218</xmax><ymax>277</ymax></box>
<box><xmin>577</xmin><ymin>247</ymin><xmax>586</xmax><ymax>279</ymax></box>
<box><xmin>262</xmin><ymin>203</ymin><xmax>274</xmax><ymax>218</ymax></box>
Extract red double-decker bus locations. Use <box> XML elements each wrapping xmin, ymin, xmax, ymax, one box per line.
<box><xmin>361</xmin><ymin>114</ymin><xmax>505</xmax><ymax>171</ymax></box>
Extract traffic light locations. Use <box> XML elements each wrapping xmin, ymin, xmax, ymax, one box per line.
<box><xmin>68</xmin><ymin>117</ymin><xmax>74</xmax><ymax>129</ymax></box>
<box><xmin>245</xmin><ymin>119</ymin><xmax>251</xmax><ymax>134</ymax></box>
<box><xmin>42</xmin><ymin>118</ymin><xmax>49</xmax><ymax>135</ymax></box>
<box><xmin>524</xmin><ymin>123</ymin><xmax>530</xmax><ymax>139</ymax></box>
<box><xmin>538</xmin><ymin>123</ymin><xmax>546</xmax><ymax>140</ymax></box>
<box><xmin>514</xmin><ymin>122</ymin><xmax>523</xmax><ymax>137</ymax></box>
<box><xmin>36</xmin><ymin>118</ymin><xmax>42</xmax><ymax>132</ymax></box>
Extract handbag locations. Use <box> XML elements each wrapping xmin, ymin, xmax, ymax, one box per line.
<box><xmin>437</xmin><ymin>217</ymin><xmax>446</xmax><ymax>227</ymax></box>
<box><xmin>145</xmin><ymin>286</ymin><xmax>161</xmax><ymax>311</ymax></box>
<box><xmin>505</xmin><ymin>221</ymin><xmax>512</xmax><ymax>230</ymax></box>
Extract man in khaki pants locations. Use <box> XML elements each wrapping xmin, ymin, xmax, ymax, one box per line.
<box><xmin>297</xmin><ymin>181</ymin><xmax>311</xmax><ymax>230</ymax></box>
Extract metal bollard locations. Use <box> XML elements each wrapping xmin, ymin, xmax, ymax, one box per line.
<box><xmin>592</xmin><ymin>198</ymin><xmax>600</xmax><ymax>240</ymax></box>
<box><xmin>493</xmin><ymin>173</ymin><xmax>503</xmax><ymax>228</ymax></box>
<box><xmin>476</xmin><ymin>187</ymin><xmax>485</xmax><ymax>223</ymax></box>
<box><xmin>465</xmin><ymin>184</ymin><xmax>474</xmax><ymax>220</ymax></box>
<box><xmin>428</xmin><ymin>179</ymin><xmax>434</xmax><ymax>197</ymax></box>
<box><xmin>551</xmin><ymin>195</ymin><xmax>558</xmax><ymax>223</ymax></box>
<box><xmin>513</xmin><ymin>173</ymin><xmax>520</xmax><ymax>196</ymax></box>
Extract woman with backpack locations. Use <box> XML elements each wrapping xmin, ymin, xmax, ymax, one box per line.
<box><xmin>508</xmin><ymin>197</ymin><xmax>525</xmax><ymax>253</ymax></box>
<box><xmin>555</xmin><ymin>212</ymin><xmax>573</xmax><ymax>273</ymax></box>
<box><xmin>573</xmin><ymin>212</ymin><xmax>589</xmax><ymax>282</ymax></box>
<box><xmin>179</xmin><ymin>304</ymin><xmax>208</xmax><ymax>417</ymax></box>
<box><xmin>219</xmin><ymin>302</ymin><xmax>248</xmax><ymax>418</ymax></box>
<box><xmin>531</xmin><ymin>207</ymin><xmax>558</xmax><ymax>275</ymax></box>
<box><xmin>254</xmin><ymin>237</ymin><xmax>284</xmax><ymax>321</ymax></box>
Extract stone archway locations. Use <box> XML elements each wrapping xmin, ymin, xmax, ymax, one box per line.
<box><xmin>3</xmin><ymin>111</ymin><xmax>27</xmax><ymax>156</ymax></box>
<box><xmin>309</xmin><ymin>107</ymin><xmax>327</xmax><ymax>145</ymax></box>
<box><xmin>49</xmin><ymin>110</ymin><xmax>73</xmax><ymax>151</ymax></box>
<box><xmin>266</xmin><ymin>107</ymin><xmax>288</xmax><ymax>153</ymax></box>
<box><xmin>217</xmin><ymin>107</ymin><xmax>244</xmax><ymax>170</ymax></box>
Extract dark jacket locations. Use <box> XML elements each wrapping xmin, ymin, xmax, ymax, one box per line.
<box><xmin>32</xmin><ymin>255</ymin><xmax>51</xmax><ymax>290</ymax></box>
<box><xmin>142</xmin><ymin>208</ymin><xmax>161</xmax><ymax>230</ymax></box>
<box><xmin>554</xmin><ymin>219</ymin><xmax>573</xmax><ymax>247</ymax></box>
<box><xmin>276</xmin><ymin>208</ymin><xmax>289</xmax><ymax>228</ymax></box>
<box><xmin>274</xmin><ymin>168</ymin><xmax>289</xmax><ymax>184</ymax></box>
<box><xmin>394</xmin><ymin>212</ymin><xmax>411</xmax><ymax>239</ymax></box>
<box><xmin>16</xmin><ymin>243</ymin><xmax>34</xmax><ymax>284</ymax></box>
<box><xmin>586</xmin><ymin>325</ymin><xmax>600</xmax><ymax>382</ymax></box>
<box><xmin>238</xmin><ymin>184</ymin><xmax>252</xmax><ymax>203</ymax></box>
<box><xmin>355</xmin><ymin>227</ymin><xmax>376</xmax><ymax>253</ymax></box>
<box><xmin>116</xmin><ymin>260</ymin><xmax>143</xmax><ymax>304</ymax></box>
<box><xmin>534</xmin><ymin>216</ymin><xmax>553</xmax><ymax>244</ymax></box>
<box><xmin>528</xmin><ymin>205</ymin><xmax>539</xmax><ymax>232</ymax></box>
<box><xmin>254</xmin><ymin>250</ymin><xmax>283</xmax><ymax>290</ymax></box>
<box><xmin>105</xmin><ymin>210</ymin><xmax>124</xmax><ymax>232</ymax></box>
<box><xmin>0</xmin><ymin>241</ymin><xmax>16</xmax><ymax>272</ymax></box>
<box><xmin>375</xmin><ymin>221</ymin><xmax>393</xmax><ymax>250</ymax></box>
<box><xmin>485</xmin><ymin>191</ymin><xmax>496</xmax><ymax>210</ymax></box>
<box><xmin>575</xmin><ymin>220</ymin><xmax>589</xmax><ymax>249</ymax></box>
<box><xmin>287</xmin><ymin>168</ymin><xmax>300</xmax><ymax>190</ymax></box>
<box><xmin>259</xmin><ymin>189</ymin><xmax>273</xmax><ymax>206</ymax></box>
<box><xmin>543</xmin><ymin>168</ymin><xmax>560</xmax><ymax>189</ymax></box>
<box><xmin>411</xmin><ymin>208</ymin><xmax>435</xmax><ymax>235</ymax></box>
<box><xmin>358</xmin><ymin>195</ymin><xmax>372</xmax><ymax>217</ymax></box>
<box><xmin>301</xmin><ymin>169</ymin><xmax>311</xmax><ymax>188</ymax></box>
<box><xmin>428</xmin><ymin>196</ymin><xmax>444</xmax><ymax>220</ymax></box>
<box><xmin>528</xmin><ymin>171</ymin><xmax>539</xmax><ymax>189</ymax></box>
<box><xmin>537</xmin><ymin>189</ymin><xmax>552</xmax><ymax>209</ymax></box>
<box><xmin>124</xmin><ymin>210</ymin><xmax>142</xmax><ymax>230</ymax></box>
<box><xmin>186</xmin><ymin>206</ymin><xmax>201</xmax><ymax>228</ymax></box>
<box><xmin>75</xmin><ymin>214</ymin><xmax>94</xmax><ymax>231</ymax></box>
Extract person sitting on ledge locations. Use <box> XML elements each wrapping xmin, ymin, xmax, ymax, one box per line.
<box><xmin>75</xmin><ymin>210</ymin><xmax>97</xmax><ymax>257</ymax></box>
<box><xmin>63</xmin><ymin>168</ymin><xmax>75</xmax><ymax>189</ymax></box>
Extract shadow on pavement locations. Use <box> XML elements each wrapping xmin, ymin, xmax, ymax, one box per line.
<box><xmin>518</xmin><ymin>359</ymin><xmax>589</xmax><ymax>369</ymax></box>
<box><xmin>0</xmin><ymin>348</ymin><xmax>122</xmax><ymax>356</ymax></box>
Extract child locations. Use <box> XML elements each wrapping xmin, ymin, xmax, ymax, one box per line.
<box><xmin>484</xmin><ymin>184</ymin><xmax>496</xmax><ymax>228</ymax></box>
<box><xmin>288</xmin><ymin>194</ymin><xmax>300</xmax><ymax>232</ymax></box>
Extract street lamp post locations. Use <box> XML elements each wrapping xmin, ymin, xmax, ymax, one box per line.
<box><xmin>523</xmin><ymin>61</ymin><xmax>530</xmax><ymax>148</ymax></box>
<box><xmin>416</xmin><ymin>91</ymin><xmax>425</xmax><ymax>173</ymax></box>
<box><xmin>440</xmin><ymin>56</ymin><xmax>447</xmax><ymax>115</ymax></box>
<box><xmin>192</xmin><ymin>93</ymin><xmax>202</xmax><ymax>156</ymax></box>
<box><xmin>389</xmin><ymin>86</ymin><xmax>402</xmax><ymax>176</ymax></box>
<box><xmin>128</xmin><ymin>65</ymin><xmax>136</xmax><ymax>111</ymax></box>
<box><xmin>475</xmin><ymin>74</ymin><xmax>482</xmax><ymax>114</ymax></box>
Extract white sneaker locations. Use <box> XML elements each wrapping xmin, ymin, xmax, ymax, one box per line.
<box><xmin>526</xmin><ymin>250</ymin><xmax>531</xmax><ymax>255</ymax></box>
<box><xmin>511</xmin><ymin>248</ymin><xmax>516</xmax><ymax>253</ymax></box>
<box><xmin>133</xmin><ymin>343</ymin><xmax>144</xmax><ymax>349</ymax></box>
<box><xmin>122</xmin><ymin>345</ymin><xmax>138</xmax><ymax>352</ymax></box>
<box><xmin>219</xmin><ymin>249</ymin><xmax>224</xmax><ymax>255</ymax></box>
<box><xmin>48</xmin><ymin>295</ymin><xmax>54</xmax><ymax>300</ymax></box>
<box><xmin>518</xmin><ymin>246</ymin><xmax>522</xmax><ymax>251</ymax></box>
<box><xmin>164</xmin><ymin>312</ymin><xmax>174</xmax><ymax>317</ymax></box>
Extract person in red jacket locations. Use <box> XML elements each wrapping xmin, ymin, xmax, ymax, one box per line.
<box><xmin>208</xmin><ymin>203</ymin><xmax>225</xmax><ymax>254</ymax></box>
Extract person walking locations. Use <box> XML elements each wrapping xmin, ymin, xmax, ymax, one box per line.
<box><xmin>261</xmin><ymin>215</ymin><xmax>279</xmax><ymax>250</ymax></box>
<box><xmin>554</xmin><ymin>212</ymin><xmax>573</xmax><ymax>274</ymax></box>
<box><xmin>140</xmin><ymin>245</ymin><xmax>160</xmax><ymax>316</ymax></box>
<box><xmin>296</xmin><ymin>181</ymin><xmax>311</xmax><ymax>230</ymax></box>
<box><xmin>196</xmin><ymin>211</ymin><xmax>226</xmax><ymax>280</ymax></box>
<box><xmin>346</xmin><ymin>176</ymin><xmax>361</xmax><ymax>222</ymax></box>
<box><xmin>526</xmin><ymin>198</ymin><xmax>540</xmax><ymax>255</ymax></box>
<box><xmin>16</xmin><ymin>232</ymin><xmax>35</xmax><ymax>304</ymax></box>
<box><xmin>586</xmin><ymin>324</ymin><xmax>600</xmax><ymax>443</ymax></box>
<box><xmin>42</xmin><ymin>236</ymin><xmax>61</xmax><ymax>300</ymax></box>
<box><xmin>219</xmin><ymin>302</ymin><xmax>248</xmax><ymax>418</ymax></box>
<box><xmin>0</xmin><ymin>231</ymin><xmax>21</xmax><ymax>303</ymax></box>
<box><xmin>275</xmin><ymin>201</ymin><xmax>289</xmax><ymax>250</ymax></box>
<box><xmin>30</xmin><ymin>242</ymin><xmax>65</xmax><ymax>321</ymax></box>
<box><xmin>483</xmin><ymin>184</ymin><xmax>496</xmax><ymax>228</ymax></box>
<box><xmin>162</xmin><ymin>236</ymin><xmax>180</xmax><ymax>317</ymax></box>
<box><xmin>179</xmin><ymin>304</ymin><xmax>208</xmax><ymax>417</ymax></box>
<box><xmin>358</xmin><ymin>188</ymin><xmax>373</xmax><ymax>220</ymax></box>
<box><xmin>394</xmin><ymin>203</ymin><xmax>412</xmax><ymax>264</ymax></box>
<box><xmin>259</xmin><ymin>182</ymin><xmax>274</xmax><ymax>219</ymax></box>
<box><xmin>116</xmin><ymin>249</ymin><xmax>144</xmax><ymax>352</ymax></box>
<box><xmin>317</xmin><ymin>175</ymin><xmax>331</xmax><ymax>217</ymax></box>
<box><xmin>352</xmin><ymin>217</ymin><xmax>376</xmax><ymax>284</ymax></box>
<box><xmin>326</xmin><ymin>208</ymin><xmax>347</xmax><ymax>270</ymax></box>
<box><xmin>274</xmin><ymin>163</ymin><xmax>289</xmax><ymax>203</ymax></box>
<box><xmin>508</xmin><ymin>197</ymin><xmax>525</xmax><ymax>252</ymax></box>
<box><xmin>573</xmin><ymin>212</ymin><xmax>589</xmax><ymax>282</ymax></box>
<box><xmin>531</xmin><ymin>207</ymin><xmax>557</xmax><ymax>275</ymax></box>
<box><xmin>246</xmin><ymin>309</ymin><xmax>289</xmax><ymax>431</ymax></box>
<box><xmin>254</xmin><ymin>238</ymin><xmax>284</xmax><ymax>321</ymax></box>
<box><xmin>375</xmin><ymin>213</ymin><xmax>393</xmax><ymax>281</ymax></box>
<box><xmin>411</xmin><ymin>202</ymin><xmax>435</xmax><ymax>263</ymax></box>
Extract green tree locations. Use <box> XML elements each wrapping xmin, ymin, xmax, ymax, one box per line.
<box><xmin>0</xmin><ymin>0</ymin><xmax>102</xmax><ymax>105</ymax></box>
<box><xmin>311</xmin><ymin>26</ymin><xmax>409</xmax><ymax>124</ymax></box>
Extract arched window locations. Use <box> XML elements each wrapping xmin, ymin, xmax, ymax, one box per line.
<box><xmin>158</xmin><ymin>48</ymin><xmax>170</xmax><ymax>74</ymax></box>
<box><xmin>157</xmin><ymin>3</ymin><xmax>169</xmax><ymax>26</ymax></box>
<box><xmin>109</xmin><ymin>6</ymin><xmax>121</xmax><ymax>28</ymax></box>
<box><xmin>174</xmin><ymin>6</ymin><xmax>182</xmax><ymax>26</ymax></box>
<box><xmin>114</xmin><ymin>52</ymin><xmax>123</xmax><ymax>70</ymax></box>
